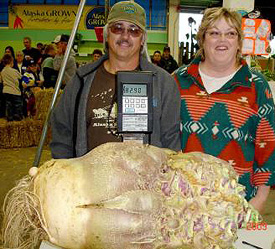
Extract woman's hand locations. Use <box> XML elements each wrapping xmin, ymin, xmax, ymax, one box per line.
<box><xmin>249</xmin><ymin>196</ymin><xmax>266</xmax><ymax>214</ymax></box>
<box><xmin>249</xmin><ymin>185</ymin><xmax>270</xmax><ymax>214</ymax></box>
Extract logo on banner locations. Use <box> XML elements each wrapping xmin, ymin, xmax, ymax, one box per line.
<box><xmin>86</xmin><ymin>7</ymin><xmax>105</xmax><ymax>29</ymax></box>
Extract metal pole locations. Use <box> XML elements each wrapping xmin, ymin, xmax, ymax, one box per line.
<box><xmin>32</xmin><ymin>0</ymin><xmax>87</xmax><ymax>167</ymax></box>
<box><xmin>105</xmin><ymin>0</ymin><xmax>110</xmax><ymax>22</ymax></box>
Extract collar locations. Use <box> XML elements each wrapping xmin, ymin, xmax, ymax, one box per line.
<box><xmin>178</xmin><ymin>56</ymin><xmax>253</xmax><ymax>88</ymax></box>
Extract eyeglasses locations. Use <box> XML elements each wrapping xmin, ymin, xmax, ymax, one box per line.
<box><xmin>205</xmin><ymin>30</ymin><xmax>238</xmax><ymax>39</ymax></box>
<box><xmin>109</xmin><ymin>23</ymin><xmax>143</xmax><ymax>37</ymax></box>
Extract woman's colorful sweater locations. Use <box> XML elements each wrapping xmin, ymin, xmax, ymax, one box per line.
<box><xmin>174</xmin><ymin>56</ymin><xmax>275</xmax><ymax>200</ymax></box>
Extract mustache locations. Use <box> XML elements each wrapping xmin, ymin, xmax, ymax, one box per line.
<box><xmin>116</xmin><ymin>39</ymin><xmax>132</xmax><ymax>46</ymax></box>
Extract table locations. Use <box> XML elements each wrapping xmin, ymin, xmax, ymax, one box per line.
<box><xmin>235</xmin><ymin>224</ymin><xmax>275</xmax><ymax>249</ymax></box>
<box><xmin>40</xmin><ymin>225</ymin><xmax>275</xmax><ymax>249</ymax></box>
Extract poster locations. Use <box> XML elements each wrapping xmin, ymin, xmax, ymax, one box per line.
<box><xmin>241</xmin><ymin>18</ymin><xmax>271</xmax><ymax>55</ymax></box>
<box><xmin>9</xmin><ymin>5</ymin><xmax>105</xmax><ymax>30</ymax></box>
<box><xmin>223</xmin><ymin>0</ymin><xmax>254</xmax><ymax>16</ymax></box>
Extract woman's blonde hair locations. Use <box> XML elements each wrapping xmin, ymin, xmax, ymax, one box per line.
<box><xmin>16</xmin><ymin>50</ymin><xmax>24</xmax><ymax>57</ymax></box>
<box><xmin>196</xmin><ymin>7</ymin><xmax>243</xmax><ymax>63</ymax></box>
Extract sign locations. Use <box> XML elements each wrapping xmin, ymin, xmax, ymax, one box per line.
<box><xmin>223</xmin><ymin>0</ymin><xmax>254</xmax><ymax>16</ymax></box>
<box><xmin>9</xmin><ymin>5</ymin><xmax>106</xmax><ymax>30</ymax></box>
<box><xmin>85</xmin><ymin>7</ymin><xmax>105</xmax><ymax>29</ymax></box>
<box><xmin>242</xmin><ymin>18</ymin><xmax>271</xmax><ymax>55</ymax></box>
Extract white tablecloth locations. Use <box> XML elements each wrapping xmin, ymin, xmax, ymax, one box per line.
<box><xmin>40</xmin><ymin>225</ymin><xmax>275</xmax><ymax>249</ymax></box>
<box><xmin>235</xmin><ymin>225</ymin><xmax>275</xmax><ymax>249</ymax></box>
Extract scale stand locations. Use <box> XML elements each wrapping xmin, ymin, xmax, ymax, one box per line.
<box><xmin>122</xmin><ymin>133</ymin><xmax>148</xmax><ymax>144</ymax></box>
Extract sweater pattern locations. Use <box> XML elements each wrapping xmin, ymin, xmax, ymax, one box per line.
<box><xmin>175</xmin><ymin>57</ymin><xmax>275</xmax><ymax>200</ymax></box>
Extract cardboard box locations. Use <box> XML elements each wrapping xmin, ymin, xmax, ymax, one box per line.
<box><xmin>257</xmin><ymin>57</ymin><xmax>275</xmax><ymax>72</ymax></box>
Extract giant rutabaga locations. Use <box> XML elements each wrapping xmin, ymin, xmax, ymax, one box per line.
<box><xmin>2</xmin><ymin>142</ymin><xmax>261</xmax><ymax>249</ymax></box>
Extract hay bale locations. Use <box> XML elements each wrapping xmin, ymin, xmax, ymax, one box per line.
<box><xmin>34</xmin><ymin>88</ymin><xmax>62</xmax><ymax>121</ymax></box>
<box><xmin>0</xmin><ymin>118</ymin><xmax>51</xmax><ymax>149</ymax></box>
<box><xmin>0</xmin><ymin>119</ymin><xmax>10</xmax><ymax>148</ymax></box>
<box><xmin>0</xmin><ymin>88</ymin><xmax>59</xmax><ymax>149</ymax></box>
<box><xmin>8</xmin><ymin>120</ymin><xmax>31</xmax><ymax>148</ymax></box>
<box><xmin>28</xmin><ymin>119</ymin><xmax>51</xmax><ymax>145</ymax></box>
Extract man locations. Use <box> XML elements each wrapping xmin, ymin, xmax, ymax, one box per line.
<box><xmin>22</xmin><ymin>37</ymin><xmax>41</xmax><ymax>64</ymax></box>
<box><xmin>36</xmin><ymin>42</ymin><xmax>44</xmax><ymax>53</ymax></box>
<box><xmin>160</xmin><ymin>46</ymin><xmax>179</xmax><ymax>74</ymax></box>
<box><xmin>50</xmin><ymin>1</ymin><xmax>181</xmax><ymax>159</ymax></box>
<box><xmin>52</xmin><ymin>34</ymin><xmax>77</xmax><ymax>88</ymax></box>
<box><xmin>92</xmin><ymin>49</ymin><xmax>103</xmax><ymax>62</ymax></box>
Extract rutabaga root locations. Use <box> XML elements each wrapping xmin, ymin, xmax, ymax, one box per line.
<box><xmin>1</xmin><ymin>175</ymin><xmax>49</xmax><ymax>249</ymax></box>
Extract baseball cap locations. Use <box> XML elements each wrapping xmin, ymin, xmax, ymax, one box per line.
<box><xmin>107</xmin><ymin>1</ymin><xmax>146</xmax><ymax>31</ymax></box>
<box><xmin>53</xmin><ymin>34</ymin><xmax>69</xmax><ymax>43</ymax></box>
<box><xmin>27</xmin><ymin>59</ymin><xmax>36</xmax><ymax>67</ymax></box>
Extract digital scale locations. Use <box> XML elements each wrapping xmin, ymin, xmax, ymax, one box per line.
<box><xmin>117</xmin><ymin>71</ymin><xmax>153</xmax><ymax>144</ymax></box>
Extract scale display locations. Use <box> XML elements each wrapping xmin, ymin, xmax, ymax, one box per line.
<box><xmin>117</xmin><ymin>71</ymin><xmax>153</xmax><ymax>134</ymax></box>
<box><xmin>123</xmin><ymin>84</ymin><xmax>147</xmax><ymax>96</ymax></box>
<box><xmin>122</xmin><ymin>83</ymin><xmax>147</xmax><ymax>115</ymax></box>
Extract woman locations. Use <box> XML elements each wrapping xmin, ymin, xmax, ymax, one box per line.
<box><xmin>0</xmin><ymin>46</ymin><xmax>17</xmax><ymax>117</ymax></box>
<box><xmin>0</xmin><ymin>54</ymin><xmax>23</xmax><ymax>121</ymax></box>
<box><xmin>5</xmin><ymin>46</ymin><xmax>15</xmax><ymax>60</ymax></box>
<box><xmin>15</xmin><ymin>50</ymin><xmax>27</xmax><ymax>75</ymax></box>
<box><xmin>174</xmin><ymin>7</ymin><xmax>275</xmax><ymax>213</ymax></box>
<box><xmin>151</xmin><ymin>50</ymin><xmax>162</xmax><ymax>67</ymax></box>
<box><xmin>5</xmin><ymin>46</ymin><xmax>18</xmax><ymax>69</ymax></box>
<box><xmin>0</xmin><ymin>46</ymin><xmax>16</xmax><ymax>72</ymax></box>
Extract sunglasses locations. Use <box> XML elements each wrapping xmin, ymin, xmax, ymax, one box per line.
<box><xmin>109</xmin><ymin>23</ymin><xmax>143</xmax><ymax>37</ymax></box>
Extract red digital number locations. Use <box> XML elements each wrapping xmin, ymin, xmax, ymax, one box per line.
<box><xmin>246</xmin><ymin>222</ymin><xmax>268</xmax><ymax>230</ymax></box>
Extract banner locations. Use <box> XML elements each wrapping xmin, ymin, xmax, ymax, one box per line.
<box><xmin>9</xmin><ymin>5</ymin><xmax>106</xmax><ymax>30</ymax></box>
<box><xmin>242</xmin><ymin>18</ymin><xmax>271</xmax><ymax>55</ymax></box>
